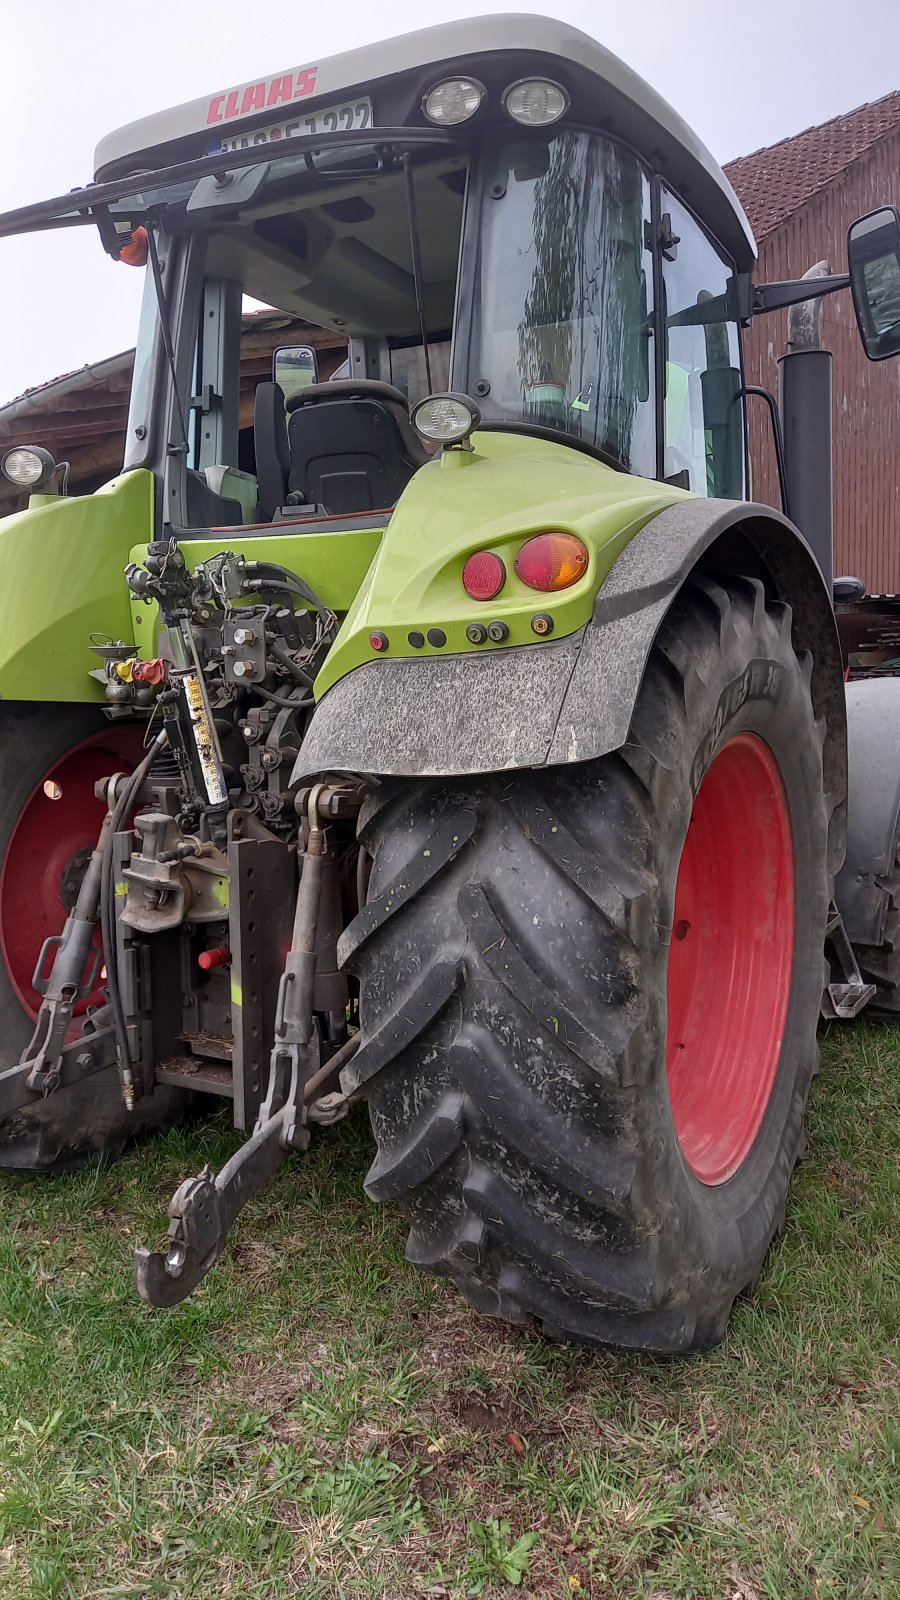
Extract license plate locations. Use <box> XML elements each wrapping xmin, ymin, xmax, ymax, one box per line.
<box><xmin>214</xmin><ymin>97</ymin><xmax>373</xmax><ymax>154</ymax></box>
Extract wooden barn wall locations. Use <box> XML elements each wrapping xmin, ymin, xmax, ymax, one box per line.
<box><xmin>739</xmin><ymin>133</ymin><xmax>900</xmax><ymax>593</ymax></box>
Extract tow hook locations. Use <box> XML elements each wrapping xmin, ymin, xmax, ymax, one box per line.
<box><xmin>134</xmin><ymin>1031</ymin><xmax>358</xmax><ymax>1305</ymax></box>
<box><xmin>134</xmin><ymin>784</ymin><xmax>359</xmax><ymax>1307</ymax></box>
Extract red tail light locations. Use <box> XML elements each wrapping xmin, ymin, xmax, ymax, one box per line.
<box><xmin>463</xmin><ymin>551</ymin><xmax>506</xmax><ymax>601</ymax></box>
<box><xmin>515</xmin><ymin>532</ymin><xmax>588</xmax><ymax>592</ymax></box>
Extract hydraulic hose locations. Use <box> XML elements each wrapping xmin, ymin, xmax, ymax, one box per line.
<box><xmin>242</xmin><ymin>563</ymin><xmax>335</xmax><ymax>627</ymax></box>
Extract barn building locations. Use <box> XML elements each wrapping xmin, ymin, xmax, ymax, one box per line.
<box><xmin>725</xmin><ymin>90</ymin><xmax>900</xmax><ymax>592</ymax></box>
<box><xmin>0</xmin><ymin>311</ymin><xmax>346</xmax><ymax>519</ymax></box>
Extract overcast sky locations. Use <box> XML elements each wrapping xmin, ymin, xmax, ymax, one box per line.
<box><xmin>0</xmin><ymin>0</ymin><xmax>896</xmax><ymax>404</ymax></box>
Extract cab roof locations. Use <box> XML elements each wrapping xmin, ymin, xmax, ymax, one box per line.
<box><xmin>94</xmin><ymin>14</ymin><xmax>756</xmax><ymax>269</ymax></box>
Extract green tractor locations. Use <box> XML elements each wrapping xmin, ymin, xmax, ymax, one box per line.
<box><xmin>1</xmin><ymin>15</ymin><xmax>899</xmax><ymax>1352</ymax></box>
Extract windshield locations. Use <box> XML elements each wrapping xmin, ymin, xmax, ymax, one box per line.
<box><xmin>463</xmin><ymin>131</ymin><xmax>655</xmax><ymax>475</ymax></box>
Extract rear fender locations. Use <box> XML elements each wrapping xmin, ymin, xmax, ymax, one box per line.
<box><xmin>0</xmin><ymin>471</ymin><xmax>152</xmax><ymax>702</ymax></box>
<box><xmin>835</xmin><ymin>678</ymin><xmax>900</xmax><ymax>945</ymax></box>
<box><xmin>295</xmin><ymin>497</ymin><xmax>846</xmax><ymax>873</ymax></box>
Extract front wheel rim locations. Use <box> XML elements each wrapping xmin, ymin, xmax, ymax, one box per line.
<box><xmin>665</xmin><ymin>733</ymin><xmax>796</xmax><ymax>1185</ymax></box>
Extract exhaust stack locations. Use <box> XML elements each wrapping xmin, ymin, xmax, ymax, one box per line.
<box><xmin>778</xmin><ymin>259</ymin><xmax>834</xmax><ymax>592</ymax></box>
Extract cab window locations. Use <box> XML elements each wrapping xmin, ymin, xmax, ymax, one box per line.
<box><xmin>661</xmin><ymin>190</ymin><xmax>744</xmax><ymax>499</ymax></box>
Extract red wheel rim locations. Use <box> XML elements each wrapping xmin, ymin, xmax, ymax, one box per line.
<box><xmin>0</xmin><ymin>725</ymin><xmax>145</xmax><ymax>1020</ymax></box>
<box><xmin>666</xmin><ymin>734</ymin><xmax>795</xmax><ymax>1185</ymax></box>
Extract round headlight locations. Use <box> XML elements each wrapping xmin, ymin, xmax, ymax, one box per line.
<box><xmin>412</xmin><ymin>393</ymin><xmax>481</xmax><ymax>445</ymax></box>
<box><xmin>1</xmin><ymin>445</ymin><xmax>57</xmax><ymax>488</ymax></box>
<box><xmin>422</xmin><ymin>77</ymin><xmax>485</xmax><ymax>126</ymax></box>
<box><xmin>502</xmin><ymin>78</ymin><xmax>569</xmax><ymax>127</ymax></box>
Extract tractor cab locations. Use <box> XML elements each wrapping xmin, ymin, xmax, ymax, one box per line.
<box><xmin>6</xmin><ymin>15</ymin><xmax>757</xmax><ymax>540</ymax></box>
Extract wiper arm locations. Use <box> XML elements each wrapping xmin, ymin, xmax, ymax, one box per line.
<box><xmin>0</xmin><ymin>127</ymin><xmax>457</xmax><ymax>244</ymax></box>
<box><xmin>144</xmin><ymin>223</ymin><xmax>189</xmax><ymax>453</ymax></box>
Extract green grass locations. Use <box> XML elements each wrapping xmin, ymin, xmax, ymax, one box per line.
<box><xmin>0</xmin><ymin>1024</ymin><xmax>896</xmax><ymax>1599</ymax></box>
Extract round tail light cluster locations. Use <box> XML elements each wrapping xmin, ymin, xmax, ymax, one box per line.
<box><xmin>514</xmin><ymin>533</ymin><xmax>588</xmax><ymax>592</ymax></box>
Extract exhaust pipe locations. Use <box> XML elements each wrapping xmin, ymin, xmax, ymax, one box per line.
<box><xmin>778</xmin><ymin>260</ymin><xmax>834</xmax><ymax>593</ymax></box>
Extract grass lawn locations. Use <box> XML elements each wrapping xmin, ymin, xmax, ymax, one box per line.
<box><xmin>0</xmin><ymin>1022</ymin><xmax>896</xmax><ymax>1599</ymax></box>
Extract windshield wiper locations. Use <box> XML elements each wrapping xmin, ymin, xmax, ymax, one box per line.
<box><xmin>144</xmin><ymin>221</ymin><xmax>189</xmax><ymax>453</ymax></box>
<box><xmin>0</xmin><ymin>127</ymin><xmax>457</xmax><ymax>244</ymax></box>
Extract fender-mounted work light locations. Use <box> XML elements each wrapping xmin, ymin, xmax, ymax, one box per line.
<box><xmin>412</xmin><ymin>392</ymin><xmax>481</xmax><ymax>446</ymax></box>
<box><xmin>503</xmin><ymin>78</ymin><xmax>569</xmax><ymax>127</ymax></box>
<box><xmin>422</xmin><ymin>78</ymin><xmax>485</xmax><ymax>125</ymax></box>
<box><xmin>1</xmin><ymin>445</ymin><xmax>58</xmax><ymax>490</ymax></box>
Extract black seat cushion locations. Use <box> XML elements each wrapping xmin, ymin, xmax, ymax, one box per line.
<box><xmin>286</xmin><ymin>383</ymin><xmax>430</xmax><ymax>515</ymax></box>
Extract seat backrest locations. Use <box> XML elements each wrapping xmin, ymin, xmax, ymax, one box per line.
<box><xmin>253</xmin><ymin>381</ymin><xmax>291</xmax><ymax>520</ymax></box>
<box><xmin>285</xmin><ymin>381</ymin><xmax>430</xmax><ymax>516</ymax></box>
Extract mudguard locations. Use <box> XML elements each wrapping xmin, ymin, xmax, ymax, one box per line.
<box><xmin>295</xmin><ymin>496</ymin><xmax>847</xmax><ymax>873</ymax></box>
<box><xmin>835</xmin><ymin>678</ymin><xmax>900</xmax><ymax>946</ymax></box>
<box><xmin>0</xmin><ymin>471</ymin><xmax>152</xmax><ymax>702</ymax></box>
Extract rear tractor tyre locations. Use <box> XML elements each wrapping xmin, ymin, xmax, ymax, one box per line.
<box><xmin>0</xmin><ymin>703</ymin><xmax>193</xmax><ymax>1172</ymax></box>
<box><xmin>341</xmin><ymin>575</ymin><xmax>831</xmax><ymax>1352</ymax></box>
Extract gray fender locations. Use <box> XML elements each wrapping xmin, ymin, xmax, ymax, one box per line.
<box><xmin>835</xmin><ymin>678</ymin><xmax>900</xmax><ymax>946</ymax></box>
<box><xmin>295</xmin><ymin>496</ymin><xmax>846</xmax><ymax>870</ymax></box>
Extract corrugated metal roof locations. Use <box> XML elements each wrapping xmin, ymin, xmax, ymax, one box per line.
<box><xmin>725</xmin><ymin>89</ymin><xmax>900</xmax><ymax>241</ymax></box>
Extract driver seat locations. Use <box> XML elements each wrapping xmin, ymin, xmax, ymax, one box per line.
<box><xmin>254</xmin><ymin>379</ymin><xmax>430</xmax><ymax>519</ymax></box>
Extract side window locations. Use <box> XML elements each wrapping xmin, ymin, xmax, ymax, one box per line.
<box><xmin>661</xmin><ymin>190</ymin><xmax>744</xmax><ymax>499</ymax></box>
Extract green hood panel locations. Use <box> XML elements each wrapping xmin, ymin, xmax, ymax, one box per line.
<box><xmin>313</xmin><ymin>431</ymin><xmax>684</xmax><ymax>698</ymax></box>
<box><xmin>0</xmin><ymin>471</ymin><xmax>153</xmax><ymax>702</ymax></box>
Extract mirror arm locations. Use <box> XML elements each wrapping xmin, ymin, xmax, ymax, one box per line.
<box><xmin>670</xmin><ymin>272</ymin><xmax>852</xmax><ymax>331</ymax></box>
<box><xmin>752</xmin><ymin>274</ymin><xmax>850</xmax><ymax>315</ymax></box>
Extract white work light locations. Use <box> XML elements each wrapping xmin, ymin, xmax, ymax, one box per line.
<box><xmin>502</xmin><ymin>78</ymin><xmax>569</xmax><ymax>127</ymax></box>
<box><xmin>1</xmin><ymin>445</ymin><xmax>57</xmax><ymax>489</ymax></box>
<box><xmin>422</xmin><ymin>78</ymin><xmax>485</xmax><ymax>126</ymax></box>
<box><xmin>412</xmin><ymin>393</ymin><xmax>481</xmax><ymax>445</ymax></box>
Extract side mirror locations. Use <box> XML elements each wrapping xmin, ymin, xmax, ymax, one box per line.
<box><xmin>273</xmin><ymin>344</ymin><xmax>318</xmax><ymax>400</ymax></box>
<box><xmin>848</xmin><ymin>206</ymin><xmax>900</xmax><ymax>361</ymax></box>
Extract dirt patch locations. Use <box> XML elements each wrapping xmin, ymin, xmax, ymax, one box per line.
<box><xmin>825</xmin><ymin>1157</ymin><xmax>867</xmax><ymax>1207</ymax></box>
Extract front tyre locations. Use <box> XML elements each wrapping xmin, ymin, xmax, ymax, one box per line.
<box><xmin>0</xmin><ymin>704</ymin><xmax>191</xmax><ymax>1171</ymax></box>
<box><xmin>342</xmin><ymin>576</ymin><xmax>830</xmax><ymax>1352</ymax></box>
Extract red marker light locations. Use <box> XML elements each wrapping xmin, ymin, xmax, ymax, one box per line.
<box><xmin>515</xmin><ymin>532</ymin><xmax>589</xmax><ymax>592</ymax></box>
<box><xmin>462</xmin><ymin>551</ymin><xmax>506</xmax><ymax>601</ymax></box>
<box><xmin>369</xmin><ymin>631</ymin><xmax>389</xmax><ymax>652</ymax></box>
<box><xmin>198</xmin><ymin>946</ymin><xmax>231</xmax><ymax>971</ymax></box>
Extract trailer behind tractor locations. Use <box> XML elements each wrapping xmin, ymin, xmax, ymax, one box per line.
<box><xmin>0</xmin><ymin>14</ymin><xmax>899</xmax><ymax>1352</ymax></box>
